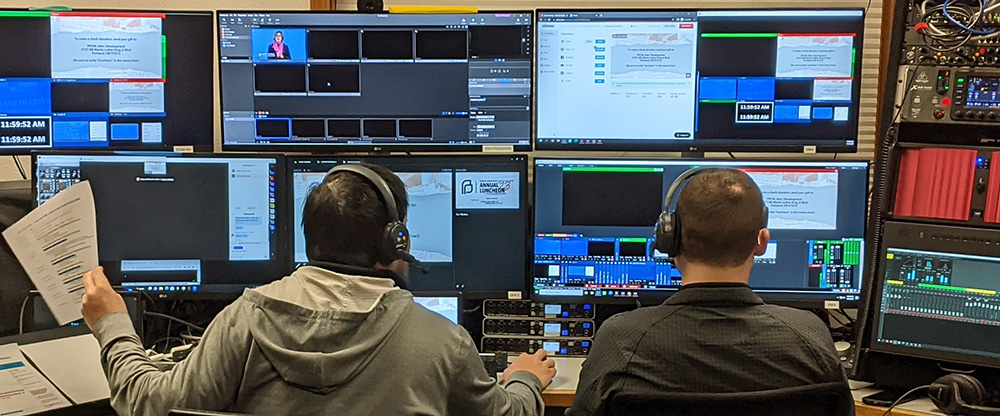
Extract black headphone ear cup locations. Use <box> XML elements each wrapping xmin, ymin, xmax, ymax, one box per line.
<box><xmin>931</xmin><ymin>374</ymin><xmax>991</xmax><ymax>415</ymax></box>
<box><xmin>953</xmin><ymin>374</ymin><xmax>990</xmax><ymax>405</ymax></box>
<box><xmin>654</xmin><ymin>212</ymin><xmax>681</xmax><ymax>258</ymax></box>
<box><xmin>385</xmin><ymin>222</ymin><xmax>410</xmax><ymax>260</ymax></box>
<box><xmin>761</xmin><ymin>205</ymin><xmax>769</xmax><ymax>229</ymax></box>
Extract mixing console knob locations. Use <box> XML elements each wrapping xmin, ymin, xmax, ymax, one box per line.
<box><xmin>934</xmin><ymin>108</ymin><xmax>946</xmax><ymax>119</ymax></box>
<box><xmin>990</xmin><ymin>111</ymin><xmax>997</xmax><ymax>119</ymax></box>
<box><xmin>979</xmin><ymin>111</ymin><xmax>987</xmax><ymax>119</ymax></box>
<box><xmin>955</xmin><ymin>110</ymin><xmax>965</xmax><ymax>118</ymax></box>
<box><xmin>966</xmin><ymin>110</ymin><xmax>976</xmax><ymax>118</ymax></box>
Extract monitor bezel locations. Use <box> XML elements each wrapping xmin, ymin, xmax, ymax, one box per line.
<box><xmin>0</xmin><ymin>9</ymin><xmax>216</xmax><ymax>156</ymax></box>
<box><xmin>285</xmin><ymin>154</ymin><xmax>532</xmax><ymax>299</ymax></box>
<box><xmin>30</xmin><ymin>150</ymin><xmax>291</xmax><ymax>299</ymax></box>
<box><xmin>529</xmin><ymin>156</ymin><xmax>870</xmax><ymax>306</ymax></box>
<box><xmin>532</xmin><ymin>7</ymin><xmax>866</xmax><ymax>153</ymax></box>
<box><xmin>216</xmin><ymin>10</ymin><xmax>535</xmax><ymax>153</ymax></box>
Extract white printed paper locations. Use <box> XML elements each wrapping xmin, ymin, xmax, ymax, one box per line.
<box><xmin>19</xmin><ymin>335</ymin><xmax>110</xmax><ymax>404</ymax></box>
<box><xmin>0</xmin><ymin>343</ymin><xmax>71</xmax><ymax>414</ymax></box>
<box><xmin>2</xmin><ymin>181</ymin><xmax>98</xmax><ymax>325</ymax></box>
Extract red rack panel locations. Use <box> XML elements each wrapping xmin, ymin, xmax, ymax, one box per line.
<box><xmin>894</xmin><ymin>148</ymin><xmax>976</xmax><ymax>221</ymax></box>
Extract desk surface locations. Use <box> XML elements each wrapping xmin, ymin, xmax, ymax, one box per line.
<box><xmin>541</xmin><ymin>389</ymin><xmax>945</xmax><ymax>415</ymax></box>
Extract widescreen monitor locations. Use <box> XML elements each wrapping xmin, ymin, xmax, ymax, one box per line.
<box><xmin>289</xmin><ymin>156</ymin><xmax>528</xmax><ymax>296</ymax></box>
<box><xmin>0</xmin><ymin>10</ymin><xmax>214</xmax><ymax>154</ymax></box>
<box><xmin>532</xmin><ymin>158</ymin><xmax>869</xmax><ymax>304</ymax></box>
<box><xmin>33</xmin><ymin>152</ymin><xmax>287</xmax><ymax>296</ymax></box>
<box><xmin>869</xmin><ymin>222</ymin><xmax>1000</xmax><ymax>368</ymax></box>
<box><xmin>535</xmin><ymin>9</ymin><xmax>865</xmax><ymax>152</ymax></box>
<box><xmin>218</xmin><ymin>11</ymin><xmax>533</xmax><ymax>152</ymax></box>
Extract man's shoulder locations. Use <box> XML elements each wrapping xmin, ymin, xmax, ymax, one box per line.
<box><xmin>756</xmin><ymin>304</ymin><xmax>833</xmax><ymax>343</ymax></box>
<box><xmin>600</xmin><ymin>303</ymin><xmax>681</xmax><ymax>336</ymax></box>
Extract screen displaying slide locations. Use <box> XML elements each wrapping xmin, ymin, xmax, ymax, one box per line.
<box><xmin>532</xmin><ymin>159</ymin><xmax>868</xmax><ymax>303</ymax></box>
<box><xmin>0</xmin><ymin>10</ymin><xmax>214</xmax><ymax>154</ymax></box>
<box><xmin>33</xmin><ymin>153</ymin><xmax>287</xmax><ymax>295</ymax></box>
<box><xmin>289</xmin><ymin>156</ymin><xmax>528</xmax><ymax>295</ymax></box>
<box><xmin>536</xmin><ymin>15</ymin><xmax>697</xmax><ymax>141</ymax></box>
<box><xmin>218</xmin><ymin>12</ymin><xmax>533</xmax><ymax>151</ymax></box>
<box><xmin>535</xmin><ymin>9</ymin><xmax>865</xmax><ymax>152</ymax></box>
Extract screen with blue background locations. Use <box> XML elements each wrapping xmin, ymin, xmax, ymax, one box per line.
<box><xmin>251</xmin><ymin>28</ymin><xmax>307</xmax><ymax>62</ymax></box>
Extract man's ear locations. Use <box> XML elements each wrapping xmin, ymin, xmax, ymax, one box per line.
<box><xmin>754</xmin><ymin>228</ymin><xmax>771</xmax><ymax>256</ymax></box>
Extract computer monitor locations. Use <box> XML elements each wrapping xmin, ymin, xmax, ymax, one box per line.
<box><xmin>869</xmin><ymin>222</ymin><xmax>1000</xmax><ymax>368</ymax></box>
<box><xmin>532</xmin><ymin>158</ymin><xmax>869</xmax><ymax>304</ymax></box>
<box><xmin>217</xmin><ymin>11</ymin><xmax>533</xmax><ymax>152</ymax></box>
<box><xmin>0</xmin><ymin>10</ymin><xmax>215</xmax><ymax>154</ymax></box>
<box><xmin>32</xmin><ymin>152</ymin><xmax>287</xmax><ymax>296</ymax></box>
<box><xmin>412</xmin><ymin>292</ymin><xmax>462</xmax><ymax>325</ymax></box>
<box><xmin>289</xmin><ymin>156</ymin><xmax>528</xmax><ymax>295</ymax></box>
<box><xmin>535</xmin><ymin>9</ymin><xmax>865</xmax><ymax>152</ymax></box>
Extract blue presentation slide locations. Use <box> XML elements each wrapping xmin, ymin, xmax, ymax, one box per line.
<box><xmin>251</xmin><ymin>28</ymin><xmax>307</xmax><ymax>62</ymax></box>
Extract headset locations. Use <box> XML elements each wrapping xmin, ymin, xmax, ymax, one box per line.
<box><xmin>653</xmin><ymin>167</ymin><xmax>769</xmax><ymax>259</ymax></box>
<box><xmin>930</xmin><ymin>374</ymin><xmax>1000</xmax><ymax>416</ymax></box>
<box><xmin>326</xmin><ymin>164</ymin><xmax>411</xmax><ymax>264</ymax></box>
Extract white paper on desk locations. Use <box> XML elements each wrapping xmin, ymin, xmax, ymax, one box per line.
<box><xmin>2</xmin><ymin>181</ymin><xmax>98</xmax><ymax>325</ymax></box>
<box><xmin>0</xmin><ymin>343</ymin><xmax>71</xmax><ymax>415</ymax></box>
<box><xmin>19</xmin><ymin>335</ymin><xmax>110</xmax><ymax>404</ymax></box>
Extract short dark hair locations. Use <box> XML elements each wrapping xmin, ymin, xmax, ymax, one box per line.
<box><xmin>302</xmin><ymin>163</ymin><xmax>408</xmax><ymax>268</ymax></box>
<box><xmin>675</xmin><ymin>169</ymin><xmax>766</xmax><ymax>268</ymax></box>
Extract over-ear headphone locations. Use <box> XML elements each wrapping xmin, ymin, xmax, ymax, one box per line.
<box><xmin>930</xmin><ymin>374</ymin><xmax>1000</xmax><ymax>416</ymax></box>
<box><xmin>652</xmin><ymin>167</ymin><xmax>768</xmax><ymax>258</ymax></box>
<box><xmin>326</xmin><ymin>164</ymin><xmax>410</xmax><ymax>263</ymax></box>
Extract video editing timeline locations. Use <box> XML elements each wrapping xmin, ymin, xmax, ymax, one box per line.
<box><xmin>875</xmin><ymin>248</ymin><xmax>1000</xmax><ymax>362</ymax></box>
<box><xmin>533</xmin><ymin>159</ymin><xmax>869</xmax><ymax>302</ymax></box>
<box><xmin>34</xmin><ymin>153</ymin><xmax>286</xmax><ymax>294</ymax></box>
<box><xmin>0</xmin><ymin>10</ymin><xmax>214</xmax><ymax>154</ymax></box>
<box><xmin>289</xmin><ymin>156</ymin><xmax>528</xmax><ymax>294</ymax></box>
<box><xmin>218</xmin><ymin>12</ymin><xmax>533</xmax><ymax>151</ymax></box>
<box><xmin>535</xmin><ymin>10</ymin><xmax>865</xmax><ymax>152</ymax></box>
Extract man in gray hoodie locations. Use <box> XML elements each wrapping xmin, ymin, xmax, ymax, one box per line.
<box><xmin>80</xmin><ymin>163</ymin><xmax>556</xmax><ymax>416</ymax></box>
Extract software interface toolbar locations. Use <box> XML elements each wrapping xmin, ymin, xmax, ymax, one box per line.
<box><xmin>0</xmin><ymin>11</ymin><xmax>214</xmax><ymax>153</ymax></box>
<box><xmin>533</xmin><ymin>159</ymin><xmax>869</xmax><ymax>302</ymax></box>
<box><xmin>218</xmin><ymin>12</ymin><xmax>533</xmax><ymax>150</ymax></box>
<box><xmin>536</xmin><ymin>10</ymin><xmax>865</xmax><ymax>152</ymax></box>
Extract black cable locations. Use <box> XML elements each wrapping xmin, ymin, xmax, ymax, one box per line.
<box><xmin>836</xmin><ymin>308</ymin><xmax>856</xmax><ymax>323</ymax></box>
<box><xmin>144</xmin><ymin>311</ymin><xmax>206</xmax><ymax>332</ymax></box>
<box><xmin>880</xmin><ymin>385</ymin><xmax>930</xmax><ymax>416</ymax></box>
<box><xmin>727</xmin><ymin>152</ymin><xmax>737</xmax><ymax>160</ymax></box>
<box><xmin>869</xmin><ymin>56</ymin><xmax>928</xmax><ymax>204</ymax></box>
<box><xmin>12</xmin><ymin>156</ymin><xmax>26</xmax><ymax>180</ymax></box>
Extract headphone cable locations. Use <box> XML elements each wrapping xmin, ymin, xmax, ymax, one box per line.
<box><xmin>880</xmin><ymin>385</ymin><xmax>930</xmax><ymax>416</ymax></box>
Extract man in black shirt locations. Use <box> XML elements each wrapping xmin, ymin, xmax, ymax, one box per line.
<box><xmin>567</xmin><ymin>168</ymin><xmax>849</xmax><ymax>415</ymax></box>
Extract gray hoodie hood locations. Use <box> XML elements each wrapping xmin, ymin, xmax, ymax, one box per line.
<box><xmin>240</xmin><ymin>266</ymin><xmax>410</xmax><ymax>394</ymax></box>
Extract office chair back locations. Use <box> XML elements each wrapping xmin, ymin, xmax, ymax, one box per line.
<box><xmin>607</xmin><ymin>381</ymin><xmax>853</xmax><ymax>416</ymax></box>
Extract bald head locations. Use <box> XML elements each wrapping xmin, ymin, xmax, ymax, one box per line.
<box><xmin>675</xmin><ymin>169</ymin><xmax>767</xmax><ymax>268</ymax></box>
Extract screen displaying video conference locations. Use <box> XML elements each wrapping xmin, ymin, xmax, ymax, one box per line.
<box><xmin>533</xmin><ymin>159</ymin><xmax>869</xmax><ymax>303</ymax></box>
<box><xmin>535</xmin><ymin>10</ymin><xmax>865</xmax><ymax>152</ymax></box>
<box><xmin>33</xmin><ymin>153</ymin><xmax>287</xmax><ymax>294</ymax></box>
<box><xmin>0</xmin><ymin>10</ymin><xmax>214</xmax><ymax>154</ymax></box>
<box><xmin>218</xmin><ymin>12</ymin><xmax>533</xmax><ymax>151</ymax></box>
<box><xmin>289</xmin><ymin>156</ymin><xmax>528</xmax><ymax>294</ymax></box>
